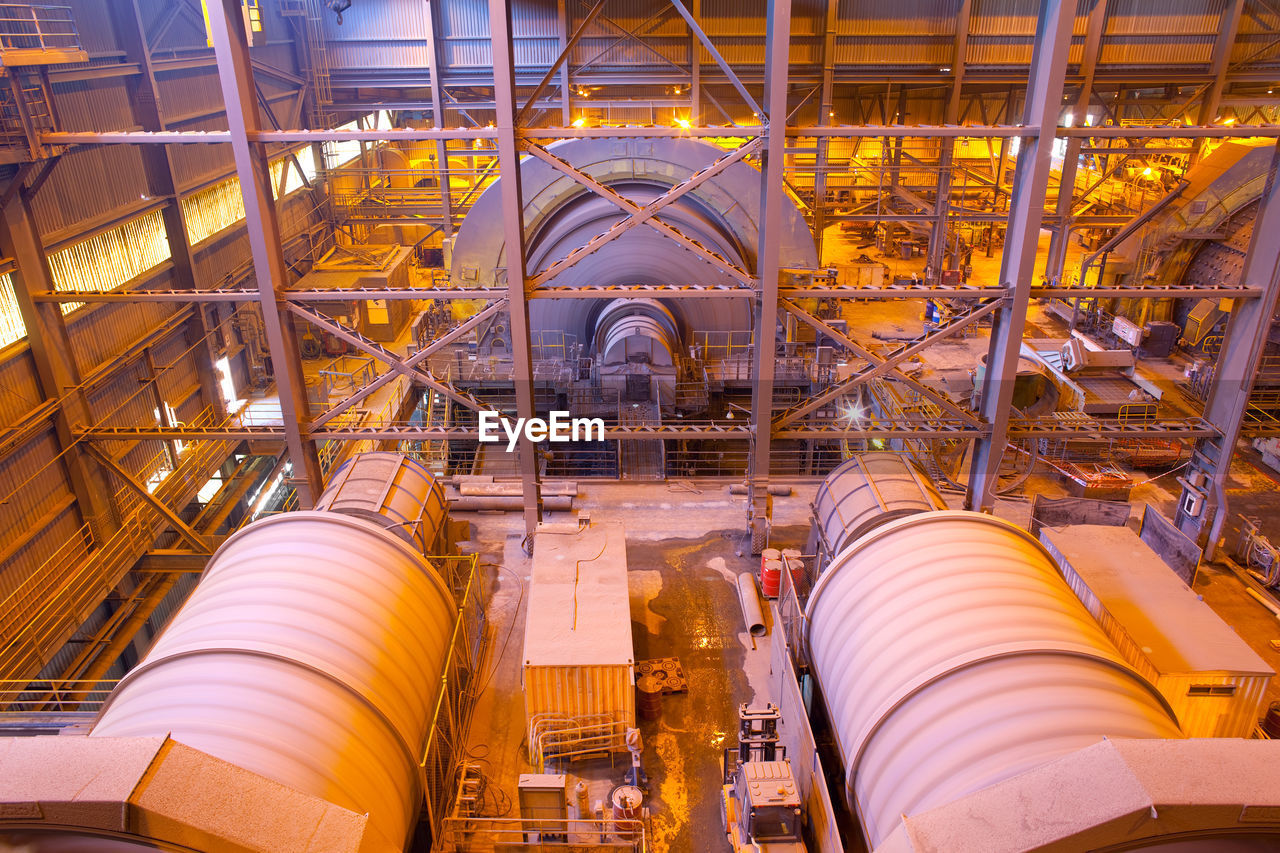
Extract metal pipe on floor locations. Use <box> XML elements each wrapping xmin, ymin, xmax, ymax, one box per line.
<box><xmin>736</xmin><ymin>573</ymin><xmax>766</xmax><ymax>637</ymax></box>
<box><xmin>449</xmin><ymin>494</ymin><xmax>574</xmax><ymax>512</ymax></box>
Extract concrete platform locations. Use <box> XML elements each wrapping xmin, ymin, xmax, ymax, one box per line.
<box><xmin>456</xmin><ymin>473</ymin><xmax>1280</xmax><ymax>853</ymax></box>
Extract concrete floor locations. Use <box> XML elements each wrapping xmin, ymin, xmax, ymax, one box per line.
<box><xmin>457</xmin><ymin>483</ymin><xmax>814</xmax><ymax>851</ymax></box>
<box><xmin>456</xmin><ymin>470</ymin><xmax>1280</xmax><ymax>851</ymax></box>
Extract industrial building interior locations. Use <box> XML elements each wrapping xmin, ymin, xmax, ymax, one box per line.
<box><xmin>6</xmin><ymin>0</ymin><xmax>1280</xmax><ymax>850</ymax></box>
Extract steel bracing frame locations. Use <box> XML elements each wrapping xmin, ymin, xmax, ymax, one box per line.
<box><xmin>19</xmin><ymin>0</ymin><xmax>1278</xmax><ymax>549</ymax></box>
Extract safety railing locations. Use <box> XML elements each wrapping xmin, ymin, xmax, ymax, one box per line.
<box><xmin>418</xmin><ymin>553</ymin><xmax>486</xmax><ymax>842</ymax></box>
<box><xmin>0</xmin><ymin>4</ymin><xmax>82</xmax><ymax>54</ymax></box>
<box><xmin>0</xmin><ymin>677</ymin><xmax>116</xmax><ymax>715</ymax></box>
<box><xmin>437</xmin><ymin>816</ymin><xmax>647</xmax><ymax>851</ymax></box>
<box><xmin>530</xmin><ymin>712</ymin><xmax>629</xmax><ymax>765</ymax></box>
<box><xmin>0</xmin><ymin>407</ymin><xmax>234</xmax><ymax>681</ymax></box>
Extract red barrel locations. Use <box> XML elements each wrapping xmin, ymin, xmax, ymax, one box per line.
<box><xmin>636</xmin><ymin>675</ymin><xmax>662</xmax><ymax>721</ymax></box>
<box><xmin>610</xmin><ymin>784</ymin><xmax>644</xmax><ymax>840</ymax></box>
<box><xmin>781</xmin><ymin>548</ymin><xmax>805</xmax><ymax>593</ymax></box>
<box><xmin>761</xmin><ymin>558</ymin><xmax>784</xmax><ymax>597</ymax></box>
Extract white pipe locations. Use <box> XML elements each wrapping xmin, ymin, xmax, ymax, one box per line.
<box><xmin>737</xmin><ymin>573</ymin><xmax>766</xmax><ymax>637</ymax></box>
<box><xmin>1246</xmin><ymin>586</ymin><xmax>1280</xmax><ymax>620</ymax></box>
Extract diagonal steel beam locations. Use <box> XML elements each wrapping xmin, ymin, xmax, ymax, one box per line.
<box><xmin>578</xmin><ymin>4</ymin><xmax>686</xmax><ymax>77</ymax></box>
<box><xmin>776</xmin><ymin>301</ymin><xmax>985</xmax><ymax>427</ymax></box>
<box><xmin>774</xmin><ymin>298</ymin><xmax>998</xmax><ymax>428</ymax></box>
<box><xmin>516</xmin><ymin>0</ymin><xmax>607</xmax><ymax>125</ymax></box>
<box><xmin>85</xmin><ymin>445</ymin><xmax>213</xmax><ymax>555</ymax></box>
<box><xmin>208</xmin><ymin>0</ymin><xmax>323</xmax><ymax>505</ymax></box>
<box><xmin>520</xmin><ymin>140</ymin><xmax>754</xmax><ymax>285</ymax></box>
<box><xmin>529</xmin><ymin>136</ymin><xmax>762</xmax><ymax>287</ymax></box>
<box><xmin>286</xmin><ymin>304</ymin><xmax>487</xmax><ymax>413</ymax></box>
<box><xmin>668</xmin><ymin>0</ymin><xmax>764</xmax><ymax>119</ymax></box>
<box><xmin>309</xmin><ymin>299</ymin><xmax>507</xmax><ymax>430</ymax></box>
<box><xmin>967</xmin><ymin>0</ymin><xmax>1074</xmax><ymax>511</ymax></box>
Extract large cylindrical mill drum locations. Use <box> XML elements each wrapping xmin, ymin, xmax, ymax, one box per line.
<box><xmin>91</xmin><ymin>454</ymin><xmax>456</xmax><ymax>851</ymax></box>
<box><xmin>805</xmin><ymin>510</ymin><xmax>1183</xmax><ymax>847</ymax></box>
<box><xmin>810</xmin><ymin>452</ymin><xmax>945</xmax><ymax>558</ymax></box>
<box><xmin>314</xmin><ymin>451</ymin><xmax>447</xmax><ymax>554</ymax></box>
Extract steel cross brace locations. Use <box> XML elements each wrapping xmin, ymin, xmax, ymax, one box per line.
<box><xmin>527</xmin><ymin>136</ymin><xmax>764</xmax><ymax>287</ymax></box>
<box><xmin>286</xmin><ymin>304</ymin><xmax>487</xmax><ymax>413</ymax></box>
<box><xmin>515</xmin><ymin>0</ymin><xmax>607</xmax><ymax>125</ymax></box>
<box><xmin>309</xmin><ymin>298</ymin><xmax>508</xmax><ymax>430</ymax></box>
<box><xmin>667</xmin><ymin>0</ymin><xmax>764</xmax><ymax>119</ymax></box>
<box><xmin>85</xmin><ymin>444</ymin><xmax>213</xmax><ymax>555</ymax></box>
<box><xmin>519</xmin><ymin>140</ymin><xmax>754</xmax><ymax>286</ymax></box>
<box><xmin>772</xmin><ymin>298</ymin><xmax>1003</xmax><ymax>428</ymax></box>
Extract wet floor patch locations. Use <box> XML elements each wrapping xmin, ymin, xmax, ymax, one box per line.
<box><xmin>625</xmin><ymin>527</ymin><xmax>806</xmax><ymax>851</ymax></box>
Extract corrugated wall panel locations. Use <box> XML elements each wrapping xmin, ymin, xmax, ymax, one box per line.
<box><xmin>172</xmin><ymin>139</ymin><xmax>236</xmax><ymax>192</ymax></box>
<box><xmin>320</xmin><ymin>0</ymin><xmax>429</xmax><ymax>41</ymax></box>
<box><xmin>27</xmin><ymin>146</ymin><xmax>151</xmax><ymax>238</ymax></box>
<box><xmin>834</xmin><ymin>34</ymin><xmax>953</xmax><ymax>65</ymax></box>
<box><xmin>63</xmin><ymin>0</ymin><xmax>116</xmax><ymax>55</ymax></box>
<box><xmin>0</xmin><ymin>429</ymin><xmax>80</xmax><ymax>603</ymax></box>
<box><xmin>326</xmin><ymin>42</ymin><xmax>431</xmax><ymax>69</ymax></box>
<box><xmin>50</xmin><ymin>78</ymin><xmax>135</xmax><ymax>134</ymax></box>
<box><xmin>1104</xmin><ymin>0</ymin><xmax>1222</xmax><ymax>34</ymax></box>
<box><xmin>523</xmin><ymin>663</ymin><xmax>636</xmax><ymax>728</ymax></box>
<box><xmin>1099</xmin><ymin>0</ymin><xmax>1220</xmax><ymax>65</ymax></box>
<box><xmin>158</xmin><ymin>68</ymin><xmax>230</xmax><ymax>129</ymax></box>
<box><xmin>0</xmin><ymin>348</ymin><xmax>41</xmax><ymax>426</ymax></box>
<box><xmin>836</xmin><ymin>0</ymin><xmax>958</xmax><ymax>36</ymax></box>
<box><xmin>969</xmin><ymin>0</ymin><xmax>1039</xmax><ymax>34</ymax></box>
<box><xmin>68</xmin><ymin>297</ymin><xmax>178</xmax><ymax>378</ymax></box>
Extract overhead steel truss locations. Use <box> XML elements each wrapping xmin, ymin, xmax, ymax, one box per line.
<box><xmin>37</xmin><ymin>0</ymin><xmax>1279</xmax><ymax>548</ymax></box>
<box><xmin>30</xmin><ymin>281</ymin><xmax>1264</xmax><ymax>304</ymax></box>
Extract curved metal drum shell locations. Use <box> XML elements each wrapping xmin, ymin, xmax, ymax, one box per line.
<box><xmin>449</xmin><ymin>137</ymin><xmax>819</xmax><ymax>347</ymax></box>
<box><xmin>91</xmin><ymin>512</ymin><xmax>457</xmax><ymax>851</ymax></box>
<box><xmin>811</xmin><ymin>453</ymin><xmax>945</xmax><ymax>557</ymax></box>
<box><xmin>315</xmin><ymin>451</ymin><xmax>447</xmax><ymax>553</ymax></box>
<box><xmin>805</xmin><ymin>511</ymin><xmax>1182</xmax><ymax>847</ymax></box>
<box><xmin>596</xmin><ymin>298</ymin><xmax>680</xmax><ymax>366</ymax></box>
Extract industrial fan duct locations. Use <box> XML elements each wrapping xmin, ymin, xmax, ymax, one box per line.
<box><xmin>449</xmin><ymin>137</ymin><xmax>819</xmax><ymax>365</ymax></box>
<box><xmin>0</xmin><ymin>453</ymin><xmax>456</xmax><ymax>853</ymax></box>
<box><xmin>805</xmin><ymin>454</ymin><xmax>1280</xmax><ymax>852</ymax></box>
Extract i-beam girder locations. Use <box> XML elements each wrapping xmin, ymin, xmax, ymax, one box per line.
<box><xmin>74</xmin><ymin>417</ymin><xmax>1218</xmax><ymax>443</ymax></box>
<box><xmin>31</xmin><ymin>281</ymin><xmax>1264</xmax><ymax>304</ymax></box>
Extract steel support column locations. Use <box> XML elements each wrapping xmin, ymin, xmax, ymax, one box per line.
<box><xmin>489</xmin><ymin>0</ymin><xmax>542</xmax><ymax>542</ymax></box>
<box><xmin>1194</xmin><ymin>0</ymin><xmax>1245</xmax><ymax>161</ymax></box>
<box><xmin>556</xmin><ymin>0</ymin><xmax>573</xmax><ymax>125</ymax></box>
<box><xmin>1176</xmin><ymin>140</ymin><xmax>1280</xmax><ymax>558</ymax></box>
<box><xmin>0</xmin><ymin>189</ymin><xmax>117</xmax><ymax>539</ymax></box>
<box><xmin>926</xmin><ymin>0</ymin><xmax>972</xmax><ymax>277</ymax></box>
<box><xmin>425</xmin><ymin>0</ymin><xmax>454</xmax><ymax>235</ymax></box>
<box><xmin>207</xmin><ymin>0</ymin><xmax>323</xmax><ymax>505</ymax></box>
<box><xmin>967</xmin><ymin>0</ymin><xmax>1074</xmax><ymax>511</ymax></box>
<box><xmin>1045</xmin><ymin>0</ymin><xmax>1108</xmax><ymax>284</ymax></box>
<box><xmin>113</xmin><ymin>0</ymin><xmax>225</xmax><ymax>418</ymax></box>
<box><xmin>747</xmin><ymin>0</ymin><xmax>791</xmax><ymax>552</ymax></box>
<box><xmin>812</xmin><ymin>0</ymin><xmax>838</xmax><ymax>261</ymax></box>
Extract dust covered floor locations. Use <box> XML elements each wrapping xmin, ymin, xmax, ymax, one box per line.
<box><xmin>456</xmin><ymin>482</ymin><xmax>815</xmax><ymax>852</ymax></box>
<box><xmin>454</xmin><ymin>469</ymin><xmax>1280</xmax><ymax>851</ymax></box>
